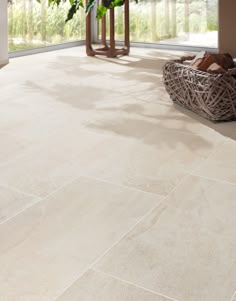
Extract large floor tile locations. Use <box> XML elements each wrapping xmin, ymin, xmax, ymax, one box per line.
<box><xmin>95</xmin><ymin>175</ymin><xmax>236</xmax><ymax>301</ymax></box>
<box><xmin>57</xmin><ymin>269</ymin><xmax>172</xmax><ymax>301</ymax></box>
<box><xmin>193</xmin><ymin>139</ymin><xmax>236</xmax><ymax>185</ymax></box>
<box><xmin>0</xmin><ymin>176</ymin><xmax>161</xmax><ymax>301</ymax></box>
<box><xmin>81</xmin><ymin>95</ymin><xmax>224</xmax><ymax>140</ymax></box>
<box><xmin>0</xmin><ymin>185</ymin><xmax>39</xmax><ymax>224</ymax></box>
<box><xmin>79</xmin><ymin>129</ymin><xmax>223</xmax><ymax>195</ymax></box>
<box><xmin>0</xmin><ymin>131</ymin><xmax>32</xmax><ymax>165</ymax></box>
<box><xmin>0</xmin><ymin>93</ymin><xmax>61</xmax><ymax>134</ymax></box>
<box><xmin>0</xmin><ymin>130</ymin><xmax>105</xmax><ymax>197</ymax></box>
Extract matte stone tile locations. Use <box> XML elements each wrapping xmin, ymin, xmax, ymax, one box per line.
<box><xmin>83</xmin><ymin>97</ymin><xmax>224</xmax><ymax>140</ymax></box>
<box><xmin>0</xmin><ymin>176</ymin><xmax>161</xmax><ymax>301</ymax></box>
<box><xmin>95</xmin><ymin>175</ymin><xmax>236</xmax><ymax>301</ymax></box>
<box><xmin>0</xmin><ymin>185</ymin><xmax>39</xmax><ymax>224</ymax></box>
<box><xmin>0</xmin><ymin>46</ymin><xmax>233</xmax><ymax>301</ymax></box>
<box><xmin>0</xmin><ymin>130</ymin><xmax>105</xmax><ymax>197</ymax></box>
<box><xmin>0</xmin><ymin>131</ymin><xmax>31</xmax><ymax>165</ymax></box>
<box><xmin>81</xmin><ymin>129</ymin><xmax>223</xmax><ymax>195</ymax></box>
<box><xmin>193</xmin><ymin>139</ymin><xmax>236</xmax><ymax>185</ymax></box>
<box><xmin>57</xmin><ymin>269</ymin><xmax>172</xmax><ymax>301</ymax></box>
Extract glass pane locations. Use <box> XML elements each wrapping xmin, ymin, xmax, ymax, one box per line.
<box><xmin>129</xmin><ymin>0</ymin><xmax>218</xmax><ymax>47</ymax></box>
<box><xmin>99</xmin><ymin>0</ymin><xmax>218</xmax><ymax>48</ymax></box>
<box><xmin>8</xmin><ymin>0</ymin><xmax>85</xmax><ymax>52</ymax></box>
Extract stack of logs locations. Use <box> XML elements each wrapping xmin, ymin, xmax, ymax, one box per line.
<box><xmin>181</xmin><ymin>51</ymin><xmax>236</xmax><ymax>75</ymax></box>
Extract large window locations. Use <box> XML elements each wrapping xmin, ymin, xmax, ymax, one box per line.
<box><xmin>8</xmin><ymin>0</ymin><xmax>218</xmax><ymax>52</ymax></box>
<box><xmin>8</xmin><ymin>0</ymin><xmax>85</xmax><ymax>52</ymax></box>
<box><xmin>113</xmin><ymin>0</ymin><xmax>218</xmax><ymax>48</ymax></box>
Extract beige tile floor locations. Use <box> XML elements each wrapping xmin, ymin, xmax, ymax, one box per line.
<box><xmin>0</xmin><ymin>46</ymin><xmax>236</xmax><ymax>301</ymax></box>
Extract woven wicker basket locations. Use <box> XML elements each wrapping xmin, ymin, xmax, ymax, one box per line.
<box><xmin>163</xmin><ymin>59</ymin><xmax>236</xmax><ymax>121</ymax></box>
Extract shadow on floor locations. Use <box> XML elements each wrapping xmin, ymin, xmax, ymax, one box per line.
<box><xmin>0</xmin><ymin>63</ymin><xmax>8</xmax><ymax>70</ymax></box>
<box><xmin>174</xmin><ymin>104</ymin><xmax>236</xmax><ymax>141</ymax></box>
<box><xmin>23</xmin><ymin>48</ymin><xmax>236</xmax><ymax>146</ymax></box>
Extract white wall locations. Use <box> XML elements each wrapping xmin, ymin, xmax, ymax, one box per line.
<box><xmin>0</xmin><ymin>0</ymin><xmax>8</xmax><ymax>65</ymax></box>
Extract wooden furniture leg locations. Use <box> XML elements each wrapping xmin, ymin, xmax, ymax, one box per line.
<box><xmin>86</xmin><ymin>0</ymin><xmax>130</xmax><ymax>57</ymax></box>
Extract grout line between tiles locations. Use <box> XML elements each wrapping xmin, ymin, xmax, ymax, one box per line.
<box><xmin>91</xmin><ymin>268</ymin><xmax>180</xmax><ymax>301</ymax></box>
<box><xmin>89</xmin><ymin>193</ymin><xmax>170</xmax><ymax>269</ymax></box>
<box><xmin>81</xmin><ymin>174</ymin><xmax>166</xmax><ymax>198</ymax></box>
<box><xmin>0</xmin><ymin>183</ymin><xmax>39</xmax><ymax>199</ymax></box>
<box><xmin>0</xmin><ymin>196</ymin><xmax>42</xmax><ymax>226</ymax></box>
<box><xmin>230</xmin><ymin>289</ymin><xmax>236</xmax><ymax>301</ymax></box>
<box><xmin>189</xmin><ymin>173</ymin><xmax>236</xmax><ymax>188</ymax></box>
<box><xmin>0</xmin><ymin>171</ymin><xmax>165</xmax><ymax>227</ymax></box>
<box><xmin>0</xmin><ymin>175</ymin><xmax>84</xmax><ymax>226</ymax></box>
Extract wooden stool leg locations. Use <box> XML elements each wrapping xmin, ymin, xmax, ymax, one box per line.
<box><xmin>108</xmin><ymin>7</ymin><xmax>116</xmax><ymax>57</ymax></box>
<box><xmin>101</xmin><ymin>9</ymin><xmax>109</xmax><ymax>49</ymax></box>
<box><xmin>86</xmin><ymin>8</ymin><xmax>95</xmax><ymax>56</ymax></box>
<box><xmin>124</xmin><ymin>0</ymin><xmax>130</xmax><ymax>53</ymax></box>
